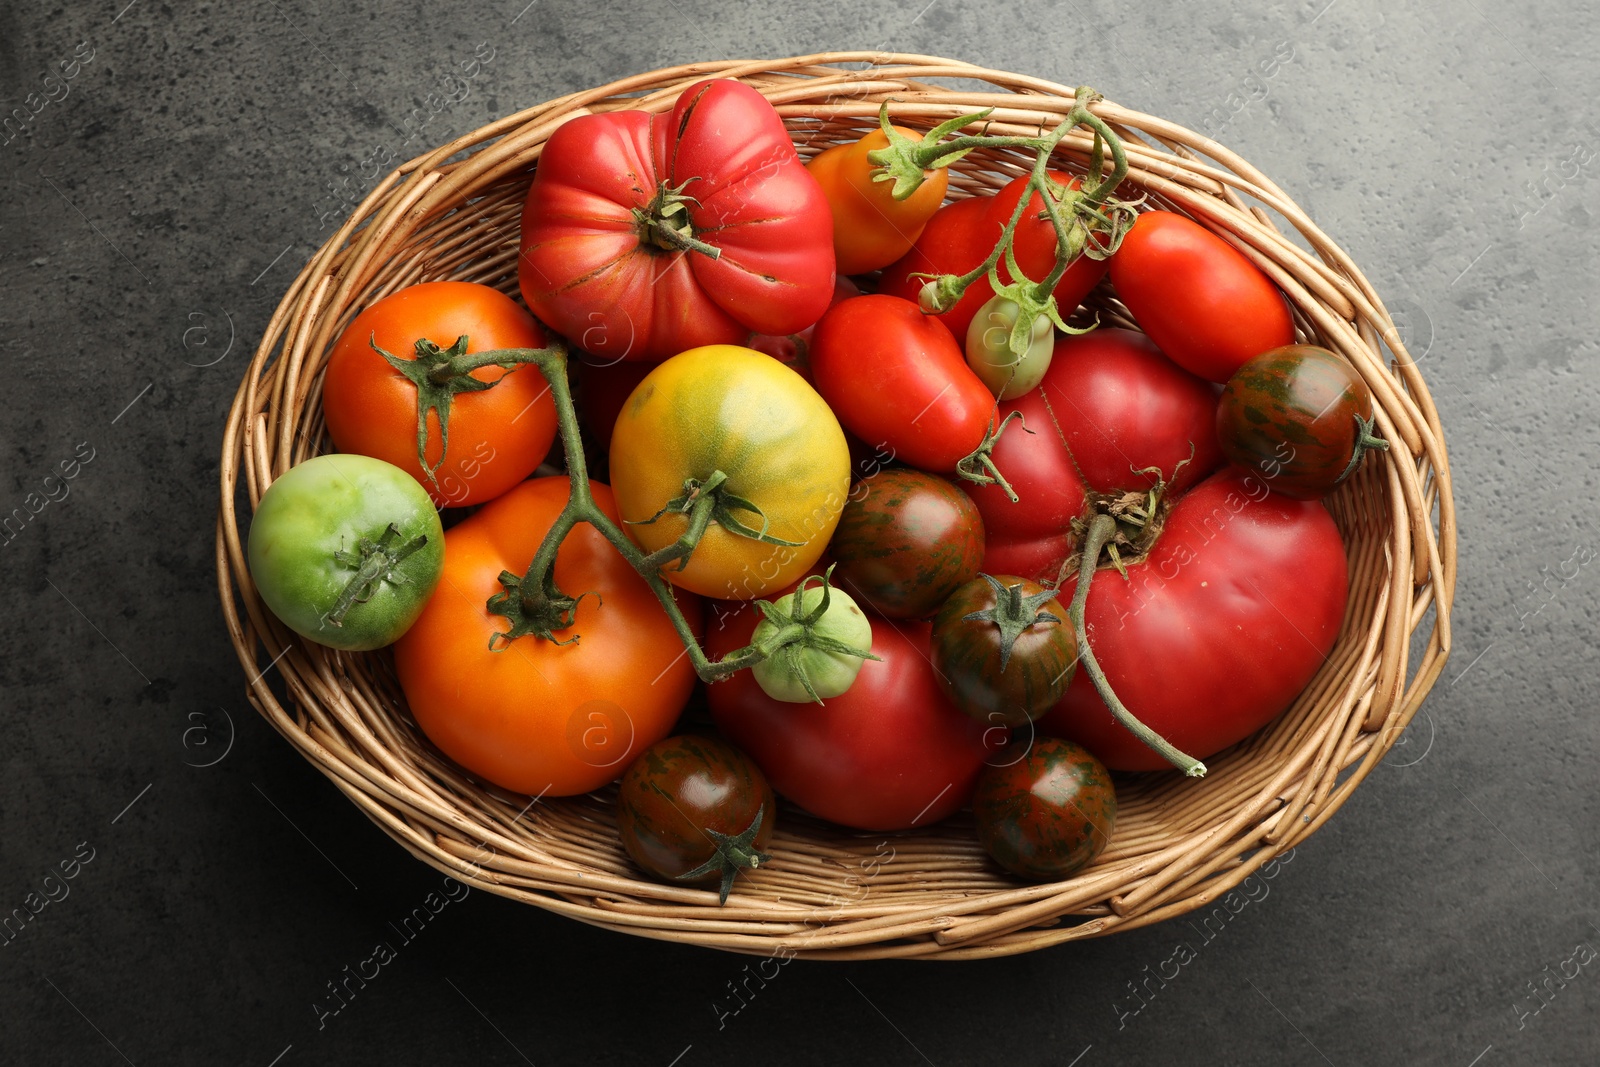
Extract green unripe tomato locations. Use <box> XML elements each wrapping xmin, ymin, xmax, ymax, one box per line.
<box><xmin>751</xmin><ymin>584</ymin><xmax>873</xmax><ymax>702</ymax></box>
<box><xmin>247</xmin><ymin>454</ymin><xmax>444</xmax><ymax>651</ymax></box>
<box><xmin>965</xmin><ymin>295</ymin><xmax>1054</xmax><ymax>399</ymax></box>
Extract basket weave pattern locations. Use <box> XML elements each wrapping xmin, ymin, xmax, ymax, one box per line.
<box><xmin>216</xmin><ymin>54</ymin><xmax>1456</xmax><ymax>959</ymax></box>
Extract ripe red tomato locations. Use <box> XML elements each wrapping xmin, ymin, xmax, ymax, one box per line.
<box><xmin>1108</xmin><ymin>211</ymin><xmax>1294</xmax><ymax>382</ymax></box>
<box><xmin>518</xmin><ymin>78</ymin><xmax>835</xmax><ymax>362</ymax></box>
<box><xmin>1042</xmin><ymin>466</ymin><xmax>1348</xmax><ymax>771</ymax></box>
<box><xmin>706</xmin><ymin>596</ymin><xmax>1003</xmax><ymax>831</ymax></box>
<box><xmin>877</xmin><ymin>173</ymin><xmax>1110</xmax><ymax>340</ymax></box>
<box><xmin>393</xmin><ymin>477</ymin><xmax>699</xmax><ymax>797</ymax></box>
<box><xmin>322</xmin><ymin>282</ymin><xmax>558</xmax><ymax>508</ymax></box>
<box><xmin>809</xmin><ymin>294</ymin><xmax>994</xmax><ymax>473</ymax></box>
<box><xmin>965</xmin><ymin>328</ymin><xmax>1224</xmax><ymax>582</ymax></box>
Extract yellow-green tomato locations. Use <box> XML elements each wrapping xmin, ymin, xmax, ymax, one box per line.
<box><xmin>965</xmin><ymin>296</ymin><xmax>1054</xmax><ymax>399</ymax></box>
<box><xmin>247</xmin><ymin>454</ymin><xmax>444</xmax><ymax>651</ymax></box>
<box><xmin>609</xmin><ymin>345</ymin><xmax>851</xmax><ymax>599</ymax></box>
<box><xmin>751</xmin><ymin>584</ymin><xmax>874</xmax><ymax>702</ymax></box>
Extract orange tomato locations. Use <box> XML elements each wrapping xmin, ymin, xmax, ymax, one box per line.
<box><xmin>322</xmin><ymin>281</ymin><xmax>558</xmax><ymax>508</ymax></box>
<box><xmin>393</xmin><ymin>477</ymin><xmax>699</xmax><ymax>797</ymax></box>
<box><xmin>807</xmin><ymin>126</ymin><xmax>948</xmax><ymax>275</ymax></box>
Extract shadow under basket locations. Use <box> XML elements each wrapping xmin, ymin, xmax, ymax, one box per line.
<box><xmin>216</xmin><ymin>53</ymin><xmax>1456</xmax><ymax>960</ymax></box>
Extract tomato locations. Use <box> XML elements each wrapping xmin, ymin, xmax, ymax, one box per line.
<box><xmin>806</xmin><ymin>126</ymin><xmax>947</xmax><ymax>275</ymax></box>
<box><xmin>518</xmin><ymin>78</ymin><xmax>835</xmax><ymax>363</ymax></box>
<box><xmin>247</xmin><ymin>454</ymin><xmax>444</xmax><ymax>651</ymax></box>
<box><xmin>707</xmin><ymin>600</ymin><xmax>1003</xmax><ymax>831</ymax></box>
<box><xmin>616</xmin><ymin>734</ymin><xmax>775</xmax><ymax>903</ymax></box>
<box><xmin>393</xmin><ymin>477</ymin><xmax>698</xmax><ymax>797</ymax></box>
<box><xmin>965</xmin><ymin>328</ymin><xmax>1224</xmax><ymax>582</ymax></box>
<box><xmin>973</xmin><ymin>738</ymin><xmax>1116</xmax><ymax>880</ymax></box>
<box><xmin>1216</xmin><ymin>344</ymin><xmax>1388</xmax><ymax>499</ymax></box>
<box><xmin>322</xmin><ymin>281</ymin><xmax>558</xmax><ymax>507</ymax></box>
<box><xmin>1108</xmin><ymin>211</ymin><xmax>1294</xmax><ymax>383</ymax></box>
<box><xmin>1042</xmin><ymin>467</ymin><xmax>1348</xmax><ymax>771</ymax></box>
<box><xmin>931</xmin><ymin>575</ymin><xmax>1076</xmax><ymax>728</ymax></box>
<box><xmin>965</xmin><ymin>295</ymin><xmax>1055</xmax><ymax>399</ymax></box>
<box><xmin>609</xmin><ymin>345</ymin><xmax>850</xmax><ymax>600</ymax></box>
<box><xmin>750</xmin><ymin>580</ymin><xmax>874</xmax><ymax>702</ymax></box>
<box><xmin>828</xmin><ymin>468</ymin><xmax>984</xmax><ymax>619</ymax></box>
<box><xmin>878</xmin><ymin>172</ymin><xmax>1111</xmax><ymax>340</ymax></box>
<box><xmin>809</xmin><ymin>295</ymin><xmax>994</xmax><ymax>473</ymax></box>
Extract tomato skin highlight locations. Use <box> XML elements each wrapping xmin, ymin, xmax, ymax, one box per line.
<box><xmin>829</xmin><ymin>468</ymin><xmax>984</xmax><ymax>619</ymax></box>
<box><xmin>247</xmin><ymin>454</ymin><xmax>444</xmax><ymax>651</ymax></box>
<box><xmin>616</xmin><ymin>734</ymin><xmax>775</xmax><ymax>888</ymax></box>
<box><xmin>1216</xmin><ymin>344</ymin><xmax>1381</xmax><ymax>499</ymax></box>
<box><xmin>809</xmin><ymin>294</ymin><xmax>994</xmax><ymax>473</ymax></box>
<box><xmin>965</xmin><ymin>328</ymin><xmax>1224</xmax><ymax>582</ymax></box>
<box><xmin>973</xmin><ymin>738</ymin><xmax>1116</xmax><ymax>880</ymax></box>
<box><xmin>708</xmin><ymin>603</ymin><xmax>1003</xmax><ymax>832</ymax></box>
<box><xmin>518</xmin><ymin>79</ymin><xmax>836</xmax><ymax>362</ymax></box>
<box><xmin>1108</xmin><ymin>211</ymin><xmax>1295</xmax><ymax>383</ymax></box>
<box><xmin>877</xmin><ymin>173</ymin><xmax>1110</xmax><ymax>340</ymax></box>
<box><xmin>393</xmin><ymin>477</ymin><xmax>699</xmax><ymax>797</ymax></box>
<box><xmin>322</xmin><ymin>281</ymin><xmax>558</xmax><ymax>508</ymax></box>
<box><xmin>609</xmin><ymin>345</ymin><xmax>850</xmax><ymax>600</ymax></box>
<box><xmin>1041</xmin><ymin>467</ymin><xmax>1348</xmax><ymax>771</ymax></box>
<box><xmin>807</xmin><ymin>126</ymin><xmax>947</xmax><ymax>275</ymax></box>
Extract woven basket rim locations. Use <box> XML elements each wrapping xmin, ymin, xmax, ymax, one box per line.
<box><xmin>214</xmin><ymin>52</ymin><xmax>1456</xmax><ymax>960</ymax></box>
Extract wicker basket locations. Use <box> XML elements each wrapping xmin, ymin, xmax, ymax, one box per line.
<box><xmin>215</xmin><ymin>53</ymin><xmax>1456</xmax><ymax>959</ymax></box>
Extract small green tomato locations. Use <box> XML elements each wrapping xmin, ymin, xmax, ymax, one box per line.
<box><xmin>247</xmin><ymin>453</ymin><xmax>444</xmax><ymax>651</ymax></box>
<box><xmin>965</xmin><ymin>295</ymin><xmax>1054</xmax><ymax>399</ymax></box>
<box><xmin>751</xmin><ymin>582</ymin><xmax>875</xmax><ymax>703</ymax></box>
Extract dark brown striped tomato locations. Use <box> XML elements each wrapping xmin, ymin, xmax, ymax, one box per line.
<box><xmin>1216</xmin><ymin>344</ymin><xmax>1389</xmax><ymax>500</ymax></box>
<box><xmin>616</xmin><ymin>734</ymin><xmax>775</xmax><ymax>904</ymax></box>
<box><xmin>828</xmin><ymin>468</ymin><xmax>984</xmax><ymax>619</ymax></box>
<box><xmin>973</xmin><ymin>738</ymin><xmax>1116</xmax><ymax>880</ymax></box>
<box><xmin>931</xmin><ymin>574</ymin><xmax>1077</xmax><ymax>728</ymax></box>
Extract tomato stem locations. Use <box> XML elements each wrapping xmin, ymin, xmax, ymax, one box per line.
<box><xmin>1336</xmin><ymin>412</ymin><xmax>1390</xmax><ymax>485</ymax></box>
<box><xmin>371</xmin><ymin>333</ymin><xmax>552</xmax><ymax>492</ymax></box>
<box><xmin>675</xmin><ymin>803</ymin><xmax>772</xmax><ymax>905</ymax></box>
<box><xmin>1067</xmin><ymin>513</ymin><xmax>1208</xmax><ymax>778</ymax></box>
<box><xmin>322</xmin><ymin>523</ymin><xmax>430</xmax><ymax>628</ymax></box>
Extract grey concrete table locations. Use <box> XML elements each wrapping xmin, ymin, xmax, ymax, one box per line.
<box><xmin>2</xmin><ymin>1</ymin><xmax>1595</xmax><ymax>1064</ymax></box>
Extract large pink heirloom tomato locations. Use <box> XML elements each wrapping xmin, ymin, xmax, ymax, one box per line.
<box><xmin>518</xmin><ymin>78</ymin><xmax>837</xmax><ymax>362</ymax></box>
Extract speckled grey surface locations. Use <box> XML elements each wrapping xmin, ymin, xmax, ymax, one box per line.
<box><xmin>2</xmin><ymin>0</ymin><xmax>1597</xmax><ymax>1063</ymax></box>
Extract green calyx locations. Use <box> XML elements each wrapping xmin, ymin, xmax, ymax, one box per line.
<box><xmin>750</xmin><ymin>567</ymin><xmax>879</xmax><ymax>704</ymax></box>
<box><xmin>633</xmin><ymin>176</ymin><xmax>722</xmax><ymax>259</ymax></box>
<box><xmin>864</xmin><ymin>101</ymin><xmax>995</xmax><ymax>201</ymax></box>
<box><xmin>963</xmin><ymin>573</ymin><xmax>1062</xmax><ymax>672</ymax></box>
<box><xmin>628</xmin><ymin>470</ymin><xmax>804</xmax><ymax>573</ymax></box>
<box><xmin>373</xmin><ymin>334</ymin><xmax>558</xmax><ymax>492</ymax></box>
<box><xmin>908</xmin><ymin>86</ymin><xmax>1138</xmax><ymax>345</ymax></box>
<box><xmin>323</xmin><ymin>523</ymin><xmax>429</xmax><ymax>628</ymax></box>
<box><xmin>1336</xmin><ymin>412</ymin><xmax>1390</xmax><ymax>485</ymax></box>
<box><xmin>485</xmin><ymin>566</ymin><xmax>599</xmax><ymax>650</ymax></box>
<box><xmin>676</xmin><ymin>803</ymin><xmax>772</xmax><ymax>905</ymax></box>
<box><xmin>956</xmin><ymin>410</ymin><xmax>1031</xmax><ymax>502</ymax></box>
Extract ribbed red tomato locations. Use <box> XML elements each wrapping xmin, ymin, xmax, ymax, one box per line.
<box><xmin>1042</xmin><ymin>467</ymin><xmax>1348</xmax><ymax>771</ymax></box>
<box><xmin>518</xmin><ymin>78</ymin><xmax>836</xmax><ymax>363</ymax></box>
